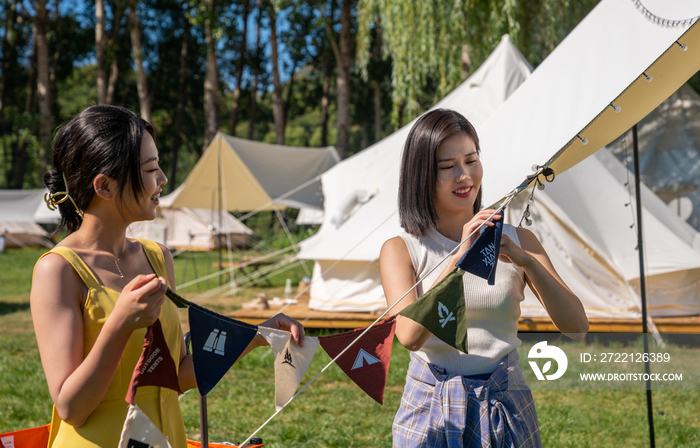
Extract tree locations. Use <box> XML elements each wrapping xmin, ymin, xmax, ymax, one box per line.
<box><xmin>268</xmin><ymin>2</ymin><xmax>285</xmax><ymax>144</ymax></box>
<box><xmin>321</xmin><ymin>0</ymin><xmax>354</xmax><ymax>158</ymax></box>
<box><xmin>357</xmin><ymin>0</ymin><xmax>600</xmax><ymax>126</ymax></box>
<box><xmin>96</xmin><ymin>0</ymin><xmax>107</xmax><ymax>103</ymax></box>
<box><xmin>247</xmin><ymin>0</ymin><xmax>263</xmax><ymax>140</ymax></box>
<box><xmin>169</xmin><ymin>11</ymin><xmax>190</xmax><ymax>192</ymax></box>
<box><xmin>202</xmin><ymin>0</ymin><xmax>219</xmax><ymax>149</ymax></box>
<box><xmin>34</xmin><ymin>0</ymin><xmax>51</xmax><ymax>170</ymax></box>
<box><xmin>129</xmin><ymin>0</ymin><xmax>150</xmax><ymax>121</ymax></box>
<box><xmin>106</xmin><ymin>0</ymin><xmax>126</xmax><ymax>104</ymax></box>
<box><xmin>230</xmin><ymin>0</ymin><xmax>251</xmax><ymax>135</ymax></box>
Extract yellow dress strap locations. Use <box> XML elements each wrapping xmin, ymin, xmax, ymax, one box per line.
<box><xmin>135</xmin><ymin>239</ymin><xmax>170</xmax><ymax>288</ymax></box>
<box><xmin>39</xmin><ymin>246</ymin><xmax>101</xmax><ymax>290</ymax></box>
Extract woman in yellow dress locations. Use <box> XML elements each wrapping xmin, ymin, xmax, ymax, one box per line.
<box><xmin>30</xmin><ymin>105</ymin><xmax>305</xmax><ymax>447</ymax></box>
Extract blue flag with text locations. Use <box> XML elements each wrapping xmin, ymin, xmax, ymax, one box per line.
<box><xmin>456</xmin><ymin>213</ymin><xmax>503</xmax><ymax>285</ymax></box>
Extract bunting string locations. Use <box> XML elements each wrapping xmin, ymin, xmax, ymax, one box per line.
<box><xmin>235</xmin><ymin>195</ymin><xmax>517</xmax><ymax>447</ymax></box>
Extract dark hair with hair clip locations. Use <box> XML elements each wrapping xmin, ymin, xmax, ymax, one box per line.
<box><xmin>398</xmin><ymin>108</ymin><xmax>482</xmax><ymax>236</ymax></box>
<box><xmin>44</xmin><ymin>105</ymin><xmax>155</xmax><ymax>234</ymax></box>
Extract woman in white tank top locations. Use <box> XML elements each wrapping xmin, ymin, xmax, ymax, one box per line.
<box><xmin>380</xmin><ymin>109</ymin><xmax>588</xmax><ymax>447</ymax></box>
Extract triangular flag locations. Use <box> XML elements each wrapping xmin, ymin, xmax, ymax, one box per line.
<box><xmin>456</xmin><ymin>212</ymin><xmax>504</xmax><ymax>285</ymax></box>
<box><xmin>189</xmin><ymin>303</ymin><xmax>258</xmax><ymax>396</ymax></box>
<box><xmin>126</xmin><ymin>319</ymin><xmax>182</xmax><ymax>404</ymax></box>
<box><xmin>118</xmin><ymin>404</ymin><xmax>172</xmax><ymax>448</ymax></box>
<box><xmin>399</xmin><ymin>268</ymin><xmax>468</xmax><ymax>354</ymax></box>
<box><xmin>318</xmin><ymin>317</ymin><xmax>396</xmax><ymax>404</ymax></box>
<box><xmin>259</xmin><ymin>328</ymin><xmax>320</xmax><ymax>411</ymax></box>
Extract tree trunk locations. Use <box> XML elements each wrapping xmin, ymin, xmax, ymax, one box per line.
<box><xmin>129</xmin><ymin>0</ymin><xmax>150</xmax><ymax>121</ymax></box>
<box><xmin>283</xmin><ymin>59</ymin><xmax>298</xmax><ymax>131</ymax></box>
<box><xmin>373</xmin><ymin>18</ymin><xmax>383</xmax><ymax>143</ymax></box>
<box><xmin>9</xmin><ymin>139</ymin><xmax>29</xmax><ymax>189</ymax></box>
<box><xmin>0</xmin><ymin>0</ymin><xmax>19</xmax><ymax>135</ymax></box>
<box><xmin>203</xmin><ymin>0</ymin><xmax>219</xmax><ymax>150</ymax></box>
<box><xmin>361</xmin><ymin>114</ymin><xmax>369</xmax><ymax>150</ymax></box>
<box><xmin>269</xmin><ymin>5</ymin><xmax>285</xmax><ymax>145</ymax></box>
<box><xmin>326</xmin><ymin>0</ymin><xmax>352</xmax><ymax>158</ymax></box>
<box><xmin>247</xmin><ymin>2</ymin><xmax>262</xmax><ymax>140</ymax></box>
<box><xmin>461</xmin><ymin>44</ymin><xmax>471</xmax><ymax>80</ymax></box>
<box><xmin>34</xmin><ymin>0</ymin><xmax>51</xmax><ymax>171</ymax></box>
<box><xmin>96</xmin><ymin>0</ymin><xmax>107</xmax><ymax>103</ymax></box>
<box><xmin>106</xmin><ymin>2</ymin><xmax>125</xmax><ymax>104</ymax></box>
<box><xmin>26</xmin><ymin>41</ymin><xmax>37</xmax><ymax>115</ymax></box>
<box><xmin>373</xmin><ymin>82</ymin><xmax>381</xmax><ymax>142</ymax></box>
<box><xmin>230</xmin><ymin>0</ymin><xmax>250</xmax><ymax>136</ymax></box>
<box><xmin>170</xmin><ymin>18</ymin><xmax>189</xmax><ymax>193</ymax></box>
<box><xmin>320</xmin><ymin>60</ymin><xmax>330</xmax><ymax>147</ymax></box>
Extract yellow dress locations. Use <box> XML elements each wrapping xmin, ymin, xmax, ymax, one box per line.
<box><xmin>36</xmin><ymin>239</ymin><xmax>187</xmax><ymax>448</ymax></box>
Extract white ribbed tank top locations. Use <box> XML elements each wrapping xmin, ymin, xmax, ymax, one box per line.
<box><xmin>398</xmin><ymin>224</ymin><xmax>526</xmax><ymax>376</ymax></box>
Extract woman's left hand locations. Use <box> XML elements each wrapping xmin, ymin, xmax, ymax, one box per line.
<box><xmin>260</xmin><ymin>314</ymin><xmax>306</xmax><ymax>347</ymax></box>
<box><xmin>498</xmin><ymin>234</ymin><xmax>532</xmax><ymax>268</ymax></box>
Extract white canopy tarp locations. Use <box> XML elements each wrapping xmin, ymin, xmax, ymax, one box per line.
<box><xmin>169</xmin><ymin>134</ymin><xmax>339</xmax><ymax>212</ymax></box>
<box><xmin>0</xmin><ymin>189</ymin><xmax>59</xmax><ymax>248</ymax></box>
<box><xmin>478</xmin><ymin>0</ymin><xmax>700</xmax><ymax>206</ymax></box>
<box><xmin>298</xmin><ymin>35</ymin><xmax>533</xmax><ymax>311</ymax></box>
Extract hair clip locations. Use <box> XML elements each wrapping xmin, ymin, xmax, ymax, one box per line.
<box><xmin>44</xmin><ymin>173</ymin><xmax>84</xmax><ymax>219</ymax></box>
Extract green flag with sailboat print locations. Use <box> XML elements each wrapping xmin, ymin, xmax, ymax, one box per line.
<box><xmin>398</xmin><ymin>267</ymin><xmax>468</xmax><ymax>354</ymax></box>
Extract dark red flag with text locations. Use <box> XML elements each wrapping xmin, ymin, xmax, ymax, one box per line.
<box><xmin>319</xmin><ymin>317</ymin><xmax>396</xmax><ymax>404</ymax></box>
<box><xmin>125</xmin><ymin>319</ymin><xmax>182</xmax><ymax>404</ymax></box>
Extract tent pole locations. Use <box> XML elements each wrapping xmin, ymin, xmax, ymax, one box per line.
<box><xmin>199</xmin><ymin>394</ymin><xmax>209</xmax><ymax>448</ymax></box>
<box><xmin>632</xmin><ymin>124</ymin><xmax>655</xmax><ymax>448</ymax></box>
<box><xmin>218</xmin><ymin>136</ymin><xmax>224</xmax><ymax>286</ymax></box>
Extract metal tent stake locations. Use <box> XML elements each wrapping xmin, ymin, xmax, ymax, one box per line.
<box><xmin>632</xmin><ymin>123</ymin><xmax>656</xmax><ymax>448</ymax></box>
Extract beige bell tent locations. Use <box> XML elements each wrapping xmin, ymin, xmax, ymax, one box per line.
<box><xmin>169</xmin><ymin>133</ymin><xmax>340</xmax><ymax>212</ymax></box>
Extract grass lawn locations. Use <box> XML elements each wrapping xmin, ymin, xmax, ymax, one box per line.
<box><xmin>1</xmin><ymin>247</ymin><xmax>699</xmax><ymax>446</ymax></box>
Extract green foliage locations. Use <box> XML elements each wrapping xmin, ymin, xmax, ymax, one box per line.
<box><xmin>357</xmin><ymin>0</ymin><xmax>601</xmax><ymax>127</ymax></box>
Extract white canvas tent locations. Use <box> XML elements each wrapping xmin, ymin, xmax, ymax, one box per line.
<box><xmin>298</xmin><ymin>0</ymin><xmax>700</xmax><ymax>317</ymax></box>
<box><xmin>0</xmin><ymin>189</ymin><xmax>59</xmax><ymax>249</ymax></box>
<box><xmin>508</xmin><ymin>149</ymin><xmax>700</xmax><ymax>319</ymax></box>
<box><xmin>298</xmin><ymin>35</ymin><xmax>533</xmax><ymax>311</ymax></box>
<box><xmin>127</xmin><ymin>207</ymin><xmax>253</xmax><ymax>251</ymax></box>
<box><xmin>168</xmin><ymin>133</ymin><xmax>340</xmax><ymax>212</ymax></box>
<box><xmin>608</xmin><ymin>83</ymin><xmax>700</xmax><ymax>232</ymax></box>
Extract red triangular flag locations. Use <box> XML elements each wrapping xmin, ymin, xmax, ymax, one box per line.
<box><xmin>126</xmin><ymin>319</ymin><xmax>182</xmax><ymax>404</ymax></box>
<box><xmin>319</xmin><ymin>317</ymin><xmax>396</xmax><ymax>404</ymax></box>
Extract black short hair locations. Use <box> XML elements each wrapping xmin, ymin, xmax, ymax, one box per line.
<box><xmin>44</xmin><ymin>105</ymin><xmax>155</xmax><ymax>233</ymax></box>
<box><xmin>398</xmin><ymin>109</ymin><xmax>482</xmax><ymax>236</ymax></box>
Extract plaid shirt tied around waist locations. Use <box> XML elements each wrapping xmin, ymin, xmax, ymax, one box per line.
<box><xmin>392</xmin><ymin>350</ymin><xmax>542</xmax><ymax>448</ymax></box>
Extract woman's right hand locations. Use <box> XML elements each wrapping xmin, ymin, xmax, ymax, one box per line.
<box><xmin>111</xmin><ymin>273</ymin><xmax>167</xmax><ymax>334</ymax></box>
<box><xmin>453</xmin><ymin>209</ymin><xmax>502</xmax><ymax>261</ymax></box>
